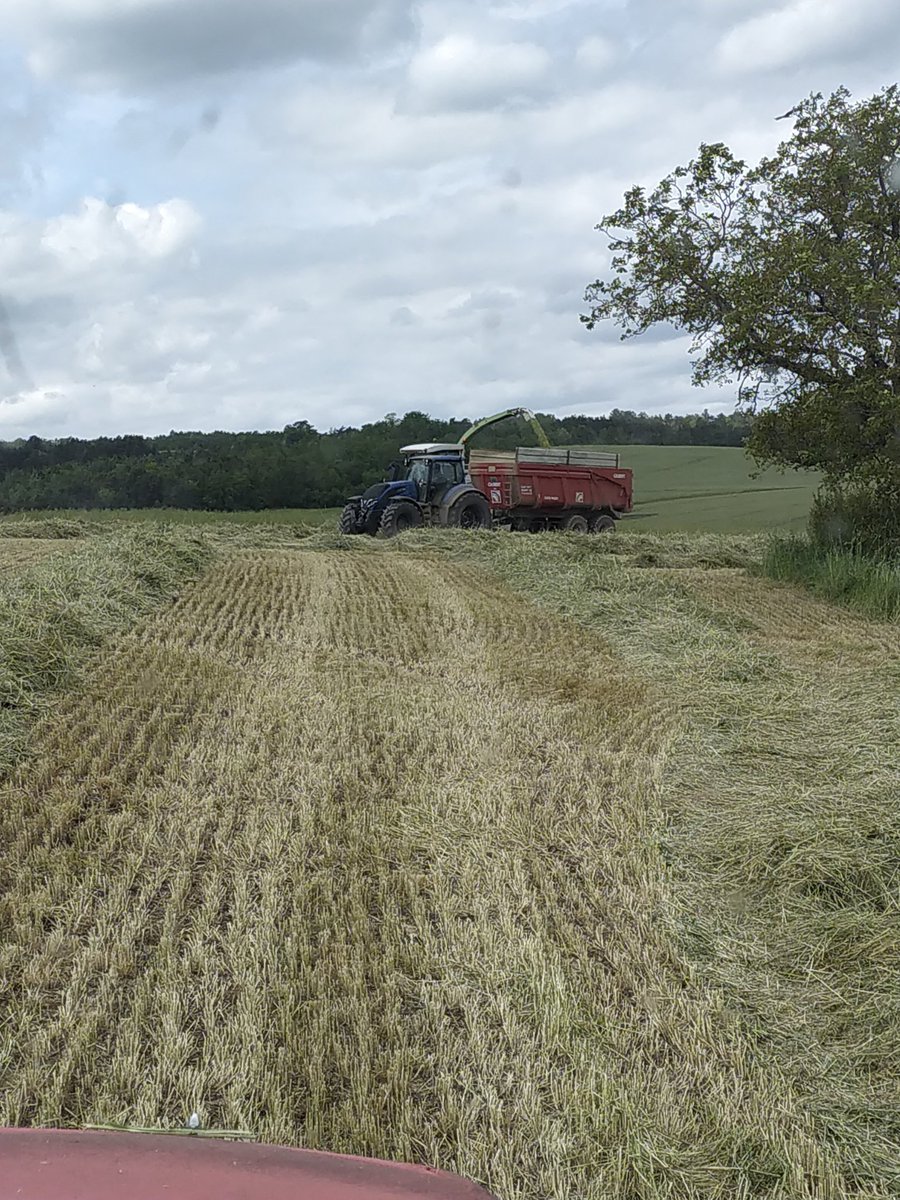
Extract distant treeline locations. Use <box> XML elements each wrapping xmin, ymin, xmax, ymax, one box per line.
<box><xmin>0</xmin><ymin>408</ymin><xmax>752</xmax><ymax>511</ymax></box>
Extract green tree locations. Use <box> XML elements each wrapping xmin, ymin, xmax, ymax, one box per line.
<box><xmin>583</xmin><ymin>85</ymin><xmax>900</xmax><ymax>551</ymax></box>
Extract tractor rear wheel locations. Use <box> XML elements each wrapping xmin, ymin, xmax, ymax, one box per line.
<box><xmin>338</xmin><ymin>503</ymin><xmax>363</xmax><ymax>534</ymax></box>
<box><xmin>590</xmin><ymin>514</ymin><xmax>616</xmax><ymax>534</ymax></box>
<box><xmin>379</xmin><ymin>500</ymin><xmax>424</xmax><ymax>538</ymax></box>
<box><xmin>448</xmin><ymin>492</ymin><xmax>492</xmax><ymax>531</ymax></box>
<box><xmin>562</xmin><ymin>513</ymin><xmax>589</xmax><ymax>534</ymax></box>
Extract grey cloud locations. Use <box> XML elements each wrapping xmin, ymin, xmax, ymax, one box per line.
<box><xmin>11</xmin><ymin>0</ymin><xmax>416</xmax><ymax>89</ymax></box>
<box><xmin>0</xmin><ymin>73</ymin><xmax>55</xmax><ymax>206</ymax></box>
<box><xmin>0</xmin><ymin>298</ymin><xmax>34</xmax><ymax>392</ymax></box>
<box><xmin>450</xmin><ymin>288</ymin><xmax>520</xmax><ymax>313</ymax></box>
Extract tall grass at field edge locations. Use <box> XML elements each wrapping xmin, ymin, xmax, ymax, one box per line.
<box><xmin>0</xmin><ymin>526</ymin><xmax>212</xmax><ymax>772</ymax></box>
<box><xmin>761</xmin><ymin>536</ymin><xmax>900</xmax><ymax>621</ymax></box>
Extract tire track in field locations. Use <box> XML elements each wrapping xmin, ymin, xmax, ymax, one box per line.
<box><xmin>0</xmin><ymin>548</ymin><xmax>846</xmax><ymax>1198</ymax></box>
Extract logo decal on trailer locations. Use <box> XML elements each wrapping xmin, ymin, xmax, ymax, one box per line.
<box><xmin>575</xmin><ymin>491</ymin><xmax>584</xmax><ymax>504</ymax></box>
<box><xmin>490</xmin><ymin>489</ymin><xmax>502</xmax><ymax>503</ymax></box>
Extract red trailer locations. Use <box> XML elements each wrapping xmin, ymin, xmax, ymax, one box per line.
<box><xmin>468</xmin><ymin>447</ymin><xmax>633</xmax><ymax>533</ymax></box>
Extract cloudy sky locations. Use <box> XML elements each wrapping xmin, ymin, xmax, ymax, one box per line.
<box><xmin>0</xmin><ymin>0</ymin><xmax>897</xmax><ymax>438</ymax></box>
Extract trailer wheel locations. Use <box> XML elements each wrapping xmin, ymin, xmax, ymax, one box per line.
<box><xmin>448</xmin><ymin>492</ymin><xmax>492</xmax><ymax>531</ymax></box>
<box><xmin>562</xmin><ymin>514</ymin><xmax>589</xmax><ymax>534</ymax></box>
<box><xmin>338</xmin><ymin>503</ymin><xmax>363</xmax><ymax>534</ymax></box>
<box><xmin>379</xmin><ymin>500</ymin><xmax>424</xmax><ymax>538</ymax></box>
<box><xmin>590</xmin><ymin>514</ymin><xmax>616</xmax><ymax>534</ymax></box>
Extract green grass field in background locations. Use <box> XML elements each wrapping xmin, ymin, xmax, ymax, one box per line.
<box><xmin>2</xmin><ymin>446</ymin><xmax>819</xmax><ymax>535</ymax></box>
<box><xmin>579</xmin><ymin>444</ymin><xmax>818</xmax><ymax>533</ymax></box>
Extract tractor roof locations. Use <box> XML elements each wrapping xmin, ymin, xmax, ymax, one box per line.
<box><xmin>400</xmin><ymin>443</ymin><xmax>465</xmax><ymax>456</ymax></box>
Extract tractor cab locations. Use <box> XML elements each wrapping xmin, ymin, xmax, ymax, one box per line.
<box><xmin>399</xmin><ymin>444</ymin><xmax>467</xmax><ymax>503</ymax></box>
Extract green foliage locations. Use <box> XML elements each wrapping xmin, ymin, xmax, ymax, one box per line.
<box><xmin>809</xmin><ymin>482</ymin><xmax>900</xmax><ymax>556</ymax></box>
<box><xmin>583</xmin><ymin>85</ymin><xmax>900</xmax><ymax>542</ymax></box>
<box><xmin>762</xmin><ymin>535</ymin><xmax>900</xmax><ymax>620</ymax></box>
<box><xmin>0</xmin><ymin>410</ymin><xmax>752</xmax><ymax>514</ymax></box>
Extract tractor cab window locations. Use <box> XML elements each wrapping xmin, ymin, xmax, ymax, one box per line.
<box><xmin>429</xmin><ymin>460</ymin><xmax>462</xmax><ymax>493</ymax></box>
<box><xmin>406</xmin><ymin>459</ymin><xmax>429</xmax><ymax>498</ymax></box>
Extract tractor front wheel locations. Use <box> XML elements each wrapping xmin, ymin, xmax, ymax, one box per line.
<box><xmin>379</xmin><ymin>500</ymin><xmax>424</xmax><ymax>538</ymax></box>
<box><xmin>338</xmin><ymin>503</ymin><xmax>363</xmax><ymax>535</ymax></box>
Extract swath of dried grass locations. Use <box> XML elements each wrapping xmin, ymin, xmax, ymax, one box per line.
<box><xmin>0</xmin><ymin>527</ymin><xmax>210</xmax><ymax>775</ymax></box>
<box><xmin>0</xmin><ymin>541</ymin><xmax>864</xmax><ymax>1200</ymax></box>
<box><xmin>0</xmin><ymin>538</ymin><xmax>76</xmax><ymax>570</ymax></box>
<box><xmin>411</xmin><ymin>529</ymin><xmax>899</xmax><ymax>1195</ymax></box>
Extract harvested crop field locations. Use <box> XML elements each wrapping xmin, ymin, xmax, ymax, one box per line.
<box><xmin>0</xmin><ymin>532</ymin><xmax>897</xmax><ymax>1198</ymax></box>
<box><xmin>0</xmin><ymin>538</ymin><xmax>76</xmax><ymax>570</ymax></box>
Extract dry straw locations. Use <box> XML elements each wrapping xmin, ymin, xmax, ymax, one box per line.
<box><xmin>0</xmin><ymin>525</ymin><xmax>896</xmax><ymax>1198</ymax></box>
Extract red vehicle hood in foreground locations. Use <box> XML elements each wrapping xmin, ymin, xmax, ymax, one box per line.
<box><xmin>0</xmin><ymin>1130</ymin><xmax>496</xmax><ymax>1200</ymax></box>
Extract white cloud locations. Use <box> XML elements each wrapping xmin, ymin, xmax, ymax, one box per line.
<box><xmin>41</xmin><ymin>197</ymin><xmax>200</xmax><ymax>270</ymax></box>
<box><xmin>406</xmin><ymin>34</ymin><xmax>551</xmax><ymax>112</ymax></box>
<box><xmin>716</xmin><ymin>0</ymin><xmax>895</xmax><ymax>73</ymax></box>
<box><xmin>574</xmin><ymin>35</ymin><xmax>615</xmax><ymax>73</ymax></box>
<box><xmin>271</xmin><ymin>73</ymin><xmax>657</xmax><ymax>177</ymax></box>
<box><xmin>0</xmin><ymin>196</ymin><xmax>202</xmax><ymax>409</ymax></box>
<box><xmin>487</xmin><ymin>0</ymin><xmax>598</xmax><ymax>18</ymax></box>
<box><xmin>0</xmin><ymin>387</ymin><xmax>70</xmax><ymax>432</ymax></box>
<box><xmin>691</xmin><ymin>0</ymin><xmax>763</xmax><ymax>15</ymax></box>
<box><xmin>527</xmin><ymin>83</ymin><xmax>659</xmax><ymax>150</ymax></box>
<box><xmin>272</xmin><ymin>78</ymin><xmax>509</xmax><ymax>167</ymax></box>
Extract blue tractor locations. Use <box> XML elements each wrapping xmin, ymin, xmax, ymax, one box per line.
<box><xmin>338</xmin><ymin>442</ymin><xmax>493</xmax><ymax>537</ymax></box>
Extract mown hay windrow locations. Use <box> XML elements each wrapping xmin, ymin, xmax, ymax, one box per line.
<box><xmin>411</xmin><ymin>529</ymin><xmax>900</xmax><ymax>1193</ymax></box>
<box><xmin>0</xmin><ymin>539</ymin><xmax>77</xmax><ymax>570</ymax></box>
<box><xmin>0</xmin><ymin>516</ymin><xmax>101</xmax><ymax>539</ymax></box>
<box><xmin>0</xmin><ymin>526</ymin><xmax>211</xmax><ymax>772</ymax></box>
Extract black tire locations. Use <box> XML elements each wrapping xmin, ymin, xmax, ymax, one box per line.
<box><xmin>448</xmin><ymin>492</ymin><xmax>492</xmax><ymax>531</ymax></box>
<box><xmin>379</xmin><ymin>500</ymin><xmax>424</xmax><ymax>538</ymax></box>
<box><xmin>590</xmin><ymin>514</ymin><xmax>616</xmax><ymax>534</ymax></box>
<box><xmin>338</xmin><ymin>503</ymin><xmax>363</xmax><ymax>535</ymax></box>
<box><xmin>562</xmin><ymin>513</ymin><xmax>589</xmax><ymax>534</ymax></box>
